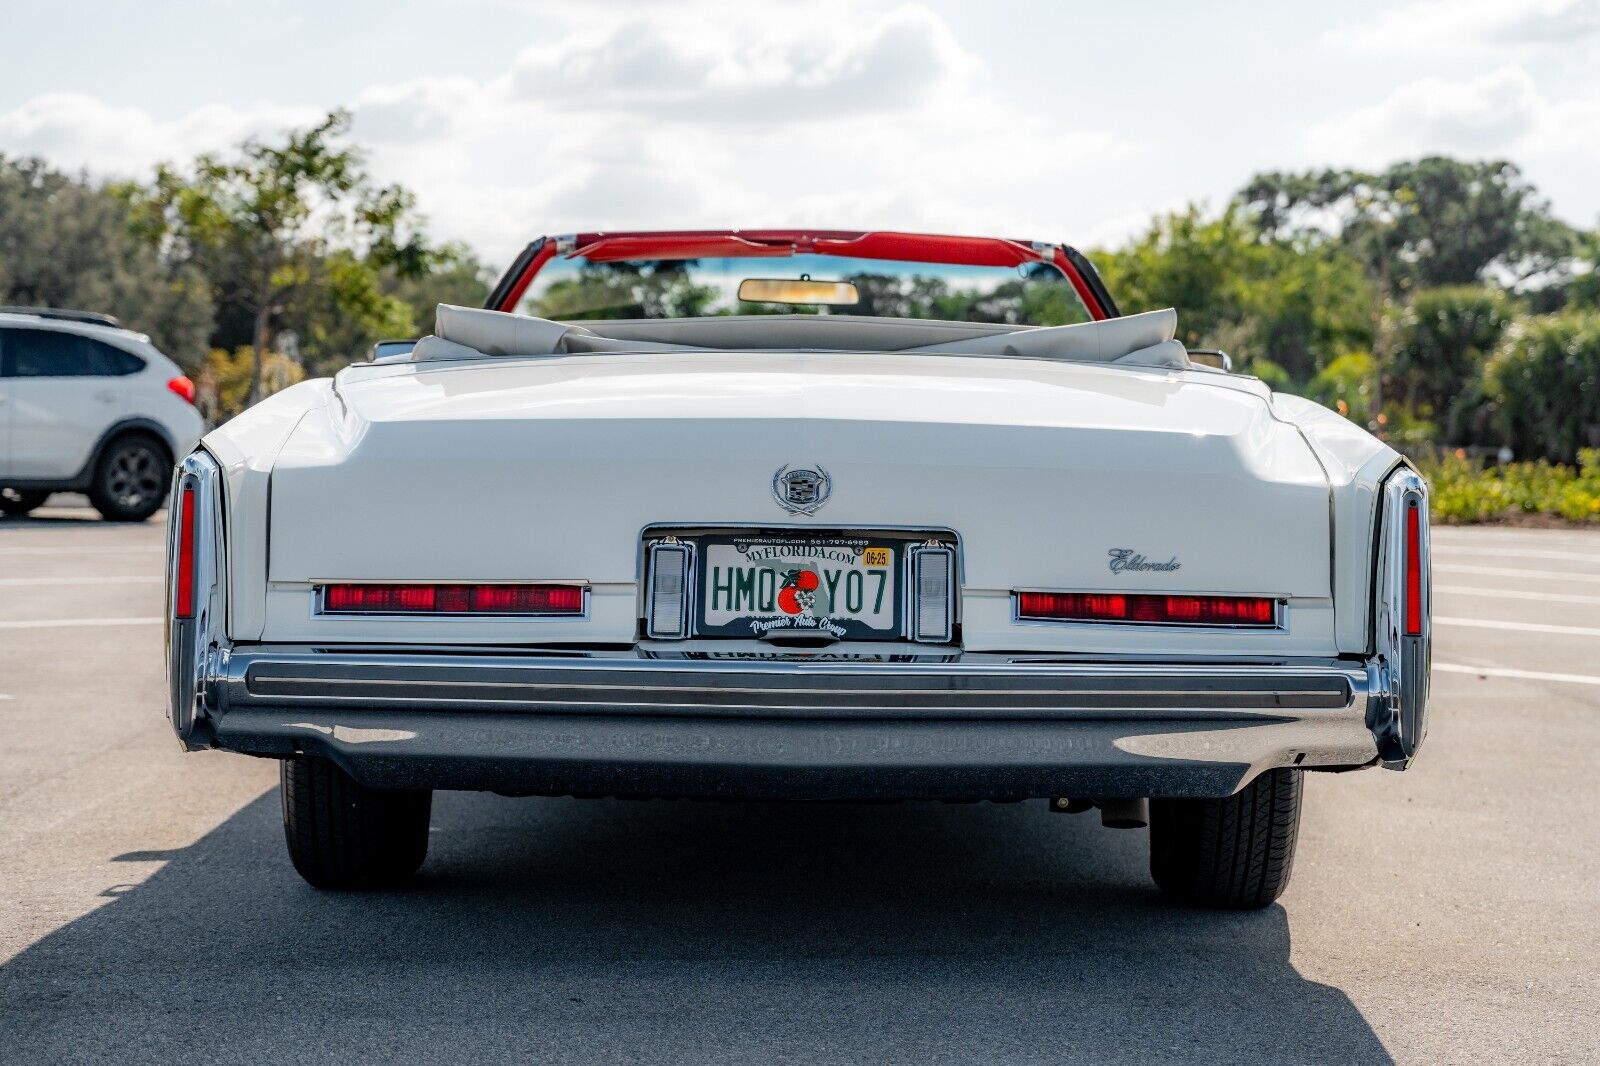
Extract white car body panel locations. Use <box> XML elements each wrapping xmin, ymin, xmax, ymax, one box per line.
<box><xmin>1271</xmin><ymin>392</ymin><xmax>1402</xmax><ymax>654</ymax></box>
<box><xmin>202</xmin><ymin>380</ymin><xmax>322</xmax><ymax>640</ymax></box>
<box><xmin>6</xmin><ymin>371</ymin><xmax>127</xmax><ymax>476</ymax></box>
<box><xmin>203</xmin><ymin>348</ymin><xmax>1397</xmax><ymax>657</ymax></box>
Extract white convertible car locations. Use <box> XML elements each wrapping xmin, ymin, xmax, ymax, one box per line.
<box><xmin>165</xmin><ymin>230</ymin><xmax>1430</xmax><ymax>906</ymax></box>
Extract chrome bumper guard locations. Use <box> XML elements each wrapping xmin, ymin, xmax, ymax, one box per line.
<box><xmin>1369</xmin><ymin>466</ymin><xmax>1431</xmax><ymax>770</ymax></box>
<box><xmin>165</xmin><ymin>450</ymin><xmax>226</xmax><ymax>746</ymax></box>
<box><xmin>177</xmin><ymin>644</ymin><xmax>1390</xmax><ymax>799</ymax></box>
<box><xmin>216</xmin><ymin>648</ymin><xmax>1373</xmax><ymax>718</ymax></box>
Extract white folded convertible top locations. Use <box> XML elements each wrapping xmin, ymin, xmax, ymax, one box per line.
<box><xmin>413</xmin><ymin>304</ymin><xmax>1188</xmax><ymax>369</ymax></box>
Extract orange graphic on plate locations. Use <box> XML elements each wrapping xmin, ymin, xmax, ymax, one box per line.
<box><xmin>777</xmin><ymin>569</ymin><xmax>820</xmax><ymax>614</ymax></box>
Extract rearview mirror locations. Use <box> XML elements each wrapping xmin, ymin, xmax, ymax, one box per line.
<box><xmin>738</xmin><ymin>278</ymin><xmax>859</xmax><ymax>306</ymax></box>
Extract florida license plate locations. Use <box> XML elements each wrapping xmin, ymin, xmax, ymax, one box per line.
<box><xmin>697</xmin><ymin>536</ymin><xmax>901</xmax><ymax>639</ymax></box>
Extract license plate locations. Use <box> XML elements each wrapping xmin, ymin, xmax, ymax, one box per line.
<box><xmin>697</xmin><ymin>535</ymin><xmax>901</xmax><ymax>639</ymax></box>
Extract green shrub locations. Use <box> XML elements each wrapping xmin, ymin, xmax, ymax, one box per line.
<box><xmin>1483</xmin><ymin>311</ymin><xmax>1600</xmax><ymax>461</ymax></box>
<box><xmin>1307</xmin><ymin>352</ymin><xmax>1375</xmax><ymax>424</ymax></box>
<box><xmin>1244</xmin><ymin>355</ymin><xmax>1292</xmax><ymax>391</ymax></box>
<box><xmin>1420</xmin><ymin>449</ymin><xmax>1600</xmax><ymax>524</ymax></box>
<box><xmin>1387</xmin><ymin>286</ymin><xmax>1513</xmax><ymax>435</ymax></box>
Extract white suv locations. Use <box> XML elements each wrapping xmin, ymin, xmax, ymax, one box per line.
<box><xmin>0</xmin><ymin>308</ymin><xmax>204</xmax><ymax>521</ymax></box>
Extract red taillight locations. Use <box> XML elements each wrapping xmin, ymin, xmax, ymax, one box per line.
<box><xmin>1404</xmin><ymin>503</ymin><xmax>1423</xmax><ymax>636</ymax></box>
<box><xmin>1015</xmin><ymin>591</ymin><xmax>1278</xmax><ymax>627</ymax></box>
<box><xmin>322</xmin><ymin>583</ymin><xmax>585</xmax><ymax>615</ymax></box>
<box><xmin>175</xmin><ymin>486</ymin><xmax>197</xmax><ymax>619</ymax></box>
<box><xmin>167</xmin><ymin>376</ymin><xmax>197</xmax><ymax>405</ymax></box>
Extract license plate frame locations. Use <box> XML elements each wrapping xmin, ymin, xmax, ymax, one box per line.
<box><xmin>694</xmin><ymin>534</ymin><xmax>906</xmax><ymax>640</ymax></box>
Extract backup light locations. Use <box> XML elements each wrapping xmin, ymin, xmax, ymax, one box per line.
<box><xmin>1016</xmin><ymin>591</ymin><xmax>1278</xmax><ymax>627</ymax></box>
<box><xmin>909</xmin><ymin>543</ymin><xmax>955</xmax><ymax>642</ymax></box>
<box><xmin>322</xmin><ymin>583</ymin><xmax>584</xmax><ymax>615</ymax></box>
<box><xmin>645</xmin><ymin>541</ymin><xmax>694</xmax><ymax>639</ymax></box>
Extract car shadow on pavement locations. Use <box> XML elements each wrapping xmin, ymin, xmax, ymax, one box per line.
<box><xmin>0</xmin><ymin>788</ymin><xmax>1392</xmax><ymax>1065</ymax></box>
<box><xmin>0</xmin><ymin>515</ymin><xmax>151</xmax><ymax>528</ymax></box>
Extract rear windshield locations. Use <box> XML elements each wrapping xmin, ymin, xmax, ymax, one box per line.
<box><xmin>515</xmin><ymin>255</ymin><xmax>1092</xmax><ymax>327</ymax></box>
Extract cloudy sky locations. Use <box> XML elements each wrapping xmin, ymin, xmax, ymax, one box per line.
<box><xmin>2</xmin><ymin>0</ymin><xmax>1597</xmax><ymax>267</ymax></box>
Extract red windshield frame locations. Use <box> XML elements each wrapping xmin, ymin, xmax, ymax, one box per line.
<box><xmin>487</xmin><ymin>229</ymin><xmax>1116</xmax><ymax>320</ymax></box>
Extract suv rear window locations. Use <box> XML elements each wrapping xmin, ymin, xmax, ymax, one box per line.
<box><xmin>0</xmin><ymin>327</ymin><xmax>146</xmax><ymax>377</ymax></box>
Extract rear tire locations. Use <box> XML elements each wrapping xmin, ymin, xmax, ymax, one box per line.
<box><xmin>0</xmin><ymin>488</ymin><xmax>50</xmax><ymax>517</ymax></box>
<box><xmin>281</xmin><ymin>757</ymin><xmax>431</xmax><ymax>890</ymax></box>
<box><xmin>88</xmin><ymin>433</ymin><xmax>169</xmax><ymax>522</ymax></box>
<box><xmin>1149</xmin><ymin>768</ymin><xmax>1303</xmax><ymax>908</ymax></box>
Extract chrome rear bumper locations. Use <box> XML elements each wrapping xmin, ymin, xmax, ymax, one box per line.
<box><xmin>180</xmin><ymin>646</ymin><xmax>1389</xmax><ymax>800</ymax></box>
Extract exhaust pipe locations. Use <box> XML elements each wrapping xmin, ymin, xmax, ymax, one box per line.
<box><xmin>1096</xmin><ymin>798</ymin><xmax>1149</xmax><ymax>829</ymax></box>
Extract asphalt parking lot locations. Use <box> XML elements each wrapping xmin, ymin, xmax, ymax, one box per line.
<box><xmin>1</xmin><ymin>498</ymin><xmax>1596</xmax><ymax>1065</ymax></box>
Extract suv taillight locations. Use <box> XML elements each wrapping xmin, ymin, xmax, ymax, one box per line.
<box><xmin>167</xmin><ymin>376</ymin><xmax>197</xmax><ymax>405</ymax></box>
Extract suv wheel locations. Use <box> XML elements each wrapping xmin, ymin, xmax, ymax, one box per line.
<box><xmin>0</xmin><ymin>488</ymin><xmax>50</xmax><ymax>517</ymax></box>
<box><xmin>281</xmin><ymin>757</ymin><xmax>432</xmax><ymax>890</ymax></box>
<box><xmin>1148</xmin><ymin>768</ymin><xmax>1303</xmax><ymax>908</ymax></box>
<box><xmin>88</xmin><ymin>434</ymin><xmax>170</xmax><ymax>522</ymax></box>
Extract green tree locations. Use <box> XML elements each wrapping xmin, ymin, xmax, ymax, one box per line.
<box><xmin>1484</xmin><ymin>311</ymin><xmax>1600</xmax><ymax>461</ymax></box>
<box><xmin>386</xmin><ymin>244</ymin><xmax>490</xmax><ymax>337</ymax></box>
<box><xmin>1238</xmin><ymin>158</ymin><xmax>1579</xmax><ymax>295</ymax></box>
<box><xmin>1307</xmin><ymin>352</ymin><xmax>1377</xmax><ymax>425</ymax></box>
<box><xmin>251</xmin><ymin>244</ymin><xmax>488</xmax><ymax>377</ymax></box>
<box><xmin>126</xmin><ymin>111</ymin><xmax>434</xmax><ymax>404</ymax></box>
<box><xmin>1095</xmin><ymin>205</ymin><xmax>1372</xmax><ymax>380</ymax></box>
<box><xmin>198</xmin><ymin>345</ymin><xmax>305</xmax><ymax>422</ymax></box>
<box><xmin>1386</xmin><ymin>286</ymin><xmax>1514</xmax><ymax>434</ymax></box>
<box><xmin>1562</xmin><ymin>230</ymin><xmax>1600</xmax><ymax>312</ymax></box>
<box><xmin>532</xmin><ymin>261</ymin><xmax>719</xmax><ymax>320</ymax></box>
<box><xmin>0</xmin><ymin>156</ymin><xmax>213</xmax><ymax>366</ymax></box>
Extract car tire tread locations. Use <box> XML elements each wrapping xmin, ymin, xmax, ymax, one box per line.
<box><xmin>281</xmin><ymin>757</ymin><xmax>431</xmax><ymax>890</ymax></box>
<box><xmin>1149</xmin><ymin>767</ymin><xmax>1302</xmax><ymax>909</ymax></box>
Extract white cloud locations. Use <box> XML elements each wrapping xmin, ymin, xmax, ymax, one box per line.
<box><xmin>1303</xmin><ymin>65</ymin><xmax>1600</xmax><ymax>174</ymax></box>
<box><xmin>0</xmin><ymin>93</ymin><xmax>318</xmax><ymax>176</ymax></box>
<box><xmin>1305</xmin><ymin>67</ymin><xmax>1546</xmax><ymax>161</ymax></box>
<box><xmin>0</xmin><ymin>3</ymin><xmax>1141</xmax><ymax>264</ymax></box>
<box><xmin>505</xmin><ymin>3</ymin><xmax>980</xmax><ymax>122</ymax></box>
<box><xmin>1325</xmin><ymin>0</ymin><xmax>1600</xmax><ymax>55</ymax></box>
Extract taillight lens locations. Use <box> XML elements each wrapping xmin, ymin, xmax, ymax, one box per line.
<box><xmin>322</xmin><ymin>583</ymin><xmax>585</xmax><ymax>615</ymax></box>
<box><xmin>1015</xmin><ymin>591</ymin><xmax>1278</xmax><ymax>626</ymax></box>
<box><xmin>175</xmin><ymin>486</ymin><xmax>197</xmax><ymax>619</ymax></box>
<box><xmin>167</xmin><ymin>376</ymin><xmax>197</xmax><ymax>405</ymax></box>
<box><xmin>1405</xmin><ymin>502</ymin><xmax>1423</xmax><ymax>635</ymax></box>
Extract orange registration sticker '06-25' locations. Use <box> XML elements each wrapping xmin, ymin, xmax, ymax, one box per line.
<box><xmin>862</xmin><ymin>547</ymin><xmax>891</xmax><ymax>567</ymax></box>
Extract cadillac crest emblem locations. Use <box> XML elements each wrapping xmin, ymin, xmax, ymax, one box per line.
<box><xmin>772</xmin><ymin>464</ymin><xmax>831</xmax><ymax>515</ymax></box>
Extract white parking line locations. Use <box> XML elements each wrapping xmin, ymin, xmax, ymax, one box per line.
<box><xmin>1435</xmin><ymin>584</ymin><xmax>1600</xmax><ymax>606</ymax></box>
<box><xmin>0</xmin><ymin>545</ymin><xmax>163</xmax><ymax>556</ymax></box>
<box><xmin>0</xmin><ymin>575</ymin><xmax>161</xmax><ymax>587</ymax></box>
<box><xmin>0</xmin><ymin>616</ymin><xmax>161</xmax><ymax>630</ymax></box>
<box><xmin>1436</xmin><ymin>662</ymin><xmax>1600</xmax><ymax>688</ymax></box>
<box><xmin>1436</xmin><ymin>562</ymin><xmax>1600</xmax><ymax>585</ymax></box>
<box><xmin>1435</xmin><ymin>616</ymin><xmax>1600</xmax><ymax>638</ymax></box>
<box><xmin>1433</xmin><ymin>529</ymin><xmax>1600</xmax><ymax>545</ymax></box>
<box><xmin>1433</xmin><ymin>546</ymin><xmax>1600</xmax><ymax>564</ymax></box>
